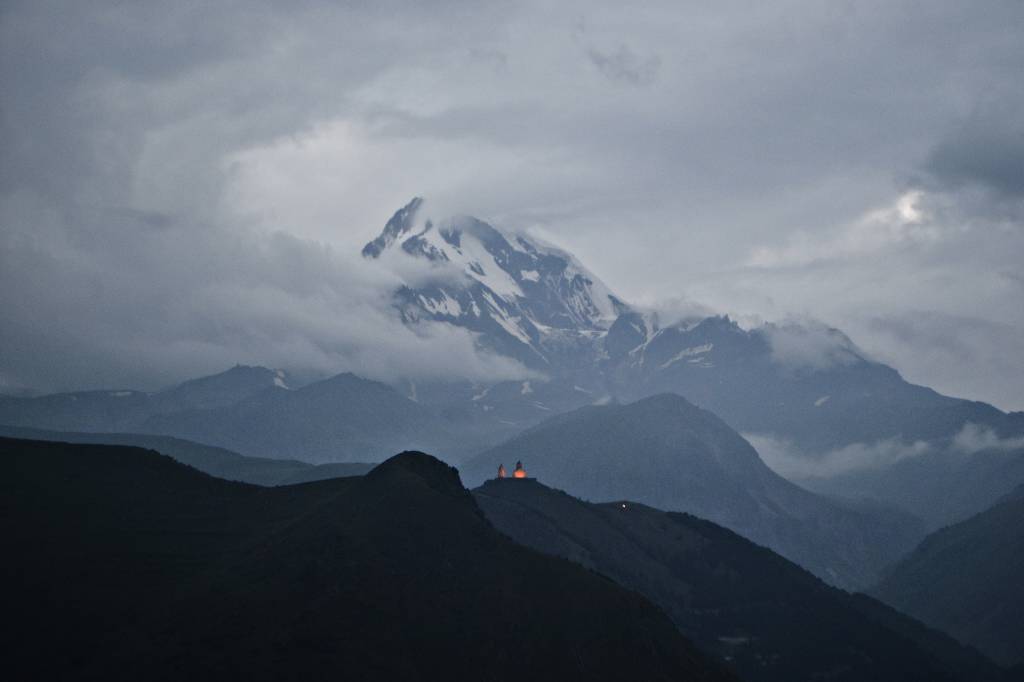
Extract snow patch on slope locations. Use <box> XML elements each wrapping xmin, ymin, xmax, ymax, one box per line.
<box><xmin>660</xmin><ymin>343</ymin><xmax>714</xmax><ymax>369</ymax></box>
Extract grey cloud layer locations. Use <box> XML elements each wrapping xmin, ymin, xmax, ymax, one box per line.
<box><xmin>1</xmin><ymin>0</ymin><xmax>1022</xmax><ymax>408</ymax></box>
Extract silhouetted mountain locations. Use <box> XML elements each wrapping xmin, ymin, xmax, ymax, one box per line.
<box><xmin>872</xmin><ymin>490</ymin><xmax>1024</xmax><ymax>667</ymax></box>
<box><xmin>0</xmin><ymin>425</ymin><xmax>372</xmax><ymax>485</ymax></box>
<box><xmin>2</xmin><ymin>437</ymin><xmax>730</xmax><ymax>681</ymax></box>
<box><xmin>474</xmin><ymin>477</ymin><xmax>1005</xmax><ymax>682</ymax></box>
<box><xmin>462</xmin><ymin>394</ymin><xmax>925</xmax><ymax>589</ymax></box>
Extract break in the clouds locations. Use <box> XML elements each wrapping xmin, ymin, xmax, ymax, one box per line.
<box><xmin>1</xmin><ymin>0</ymin><xmax>1022</xmax><ymax>409</ymax></box>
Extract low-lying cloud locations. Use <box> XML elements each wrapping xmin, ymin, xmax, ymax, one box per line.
<box><xmin>0</xmin><ymin>208</ymin><xmax>533</xmax><ymax>392</ymax></box>
<box><xmin>749</xmin><ymin>421</ymin><xmax>1024</xmax><ymax>482</ymax></box>
<box><xmin>952</xmin><ymin>423</ymin><xmax>1024</xmax><ymax>455</ymax></box>
<box><xmin>747</xmin><ymin>433</ymin><xmax>932</xmax><ymax>480</ymax></box>
<box><xmin>762</xmin><ymin>320</ymin><xmax>863</xmax><ymax>372</ymax></box>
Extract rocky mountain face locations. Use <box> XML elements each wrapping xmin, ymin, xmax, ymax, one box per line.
<box><xmin>363</xmin><ymin>197</ymin><xmax>626</xmax><ymax>371</ymax></box>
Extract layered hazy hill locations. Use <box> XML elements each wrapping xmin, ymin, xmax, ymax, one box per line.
<box><xmin>141</xmin><ymin>372</ymin><xmax>464</xmax><ymax>463</ymax></box>
<box><xmin>0</xmin><ymin>364</ymin><xmax>287</xmax><ymax>433</ymax></box>
<box><xmin>0</xmin><ymin>368</ymin><xmax>516</xmax><ymax>464</ymax></box>
<box><xmin>1</xmin><ymin>437</ymin><xmax>730</xmax><ymax>681</ymax></box>
<box><xmin>872</xmin><ymin>486</ymin><xmax>1024</xmax><ymax>667</ymax></box>
<box><xmin>462</xmin><ymin>394</ymin><xmax>925</xmax><ymax>589</ymax></box>
<box><xmin>473</xmin><ymin>477</ymin><xmax>1006</xmax><ymax>682</ymax></box>
<box><xmin>0</xmin><ymin>425</ymin><xmax>373</xmax><ymax>485</ymax></box>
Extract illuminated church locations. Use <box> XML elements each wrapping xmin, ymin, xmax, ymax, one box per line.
<box><xmin>497</xmin><ymin>461</ymin><xmax>528</xmax><ymax>479</ymax></box>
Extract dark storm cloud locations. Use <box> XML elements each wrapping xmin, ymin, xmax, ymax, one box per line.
<box><xmin>924</xmin><ymin>100</ymin><xmax>1024</xmax><ymax>200</ymax></box>
<box><xmin>1</xmin><ymin>0</ymin><xmax>1022</xmax><ymax>410</ymax></box>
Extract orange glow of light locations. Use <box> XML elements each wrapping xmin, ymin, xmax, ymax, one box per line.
<box><xmin>513</xmin><ymin>468</ymin><xmax>527</xmax><ymax>478</ymax></box>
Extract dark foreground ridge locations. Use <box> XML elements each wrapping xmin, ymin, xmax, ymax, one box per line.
<box><xmin>474</xmin><ymin>477</ymin><xmax>1010</xmax><ymax>682</ymax></box>
<box><xmin>1</xmin><ymin>437</ymin><xmax>731</xmax><ymax>682</ymax></box>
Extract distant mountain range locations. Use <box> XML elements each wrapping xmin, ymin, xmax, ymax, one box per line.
<box><xmin>0</xmin><ymin>364</ymin><xmax>288</xmax><ymax>433</ymax></box>
<box><xmin>2</xmin><ymin>437</ymin><xmax>730</xmax><ymax>681</ymax></box>
<box><xmin>474</xmin><ymin>476</ymin><xmax>1006</xmax><ymax>682</ymax></box>
<box><xmin>872</xmin><ymin>485</ymin><xmax>1024</xmax><ymax>667</ymax></box>
<box><xmin>2</xmin><ymin>198</ymin><xmax>1022</xmax><ymax>582</ymax></box>
<box><xmin>363</xmin><ymin>198</ymin><xmax>1024</xmax><ymax>448</ymax></box>
<box><xmin>462</xmin><ymin>393</ymin><xmax>924</xmax><ymax>590</ymax></box>
<box><xmin>0</xmin><ymin>367</ymin><xmax>516</xmax><ymax>463</ymax></box>
<box><xmin>5</xmin><ymin>199</ymin><xmax>1022</xmax><ymax>470</ymax></box>
<box><xmin>359</xmin><ymin>198</ymin><xmax>1024</xmax><ymax>527</ymax></box>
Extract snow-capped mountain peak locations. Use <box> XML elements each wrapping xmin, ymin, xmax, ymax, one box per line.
<box><xmin>362</xmin><ymin>198</ymin><xmax>627</xmax><ymax>368</ymax></box>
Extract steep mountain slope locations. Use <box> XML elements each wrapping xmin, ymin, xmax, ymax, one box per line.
<box><xmin>474</xmin><ymin>478</ymin><xmax>1006</xmax><ymax>682</ymax></box>
<box><xmin>0</xmin><ymin>425</ymin><xmax>372</xmax><ymax>485</ymax></box>
<box><xmin>462</xmin><ymin>394</ymin><xmax>925</xmax><ymax>589</ymax></box>
<box><xmin>872</xmin><ymin>488</ymin><xmax>1024</xmax><ymax>667</ymax></box>
<box><xmin>2</xmin><ymin>437</ymin><xmax>730</xmax><ymax>682</ymax></box>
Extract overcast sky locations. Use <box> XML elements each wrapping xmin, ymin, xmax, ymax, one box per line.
<box><xmin>1</xmin><ymin>0</ymin><xmax>1022</xmax><ymax>410</ymax></box>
